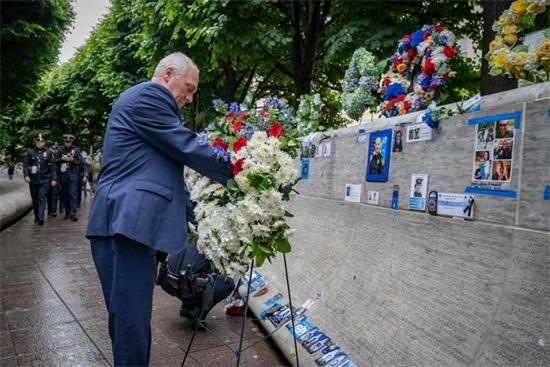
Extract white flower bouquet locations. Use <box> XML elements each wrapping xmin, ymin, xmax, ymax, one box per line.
<box><xmin>186</xmin><ymin>97</ymin><xmax>321</xmax><ymax>277</ymax></box>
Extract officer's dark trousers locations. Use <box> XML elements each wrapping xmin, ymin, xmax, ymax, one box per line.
<box><xmin>29</xmin><ymin>182</ymin><xmax>49</xmax><ymax>221</ymax></box>
<box><xmin>60</xmin><ymin>179</ymin><xmax>78</xmax><ymax>217</ymax></box>
<box><xmin>47</xmin><ymin>184</ymin><xmax>60</xmax><ymax>214</ymax></box>
<box><xmin>91</xmin><ymin>235</ymin><xmax>157</xmax><ymax>367</ymax></box>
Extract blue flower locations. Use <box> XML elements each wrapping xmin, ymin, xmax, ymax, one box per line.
<box><xmin>410</xmin><ymin>29</ymin><xmax>425</xmax><ymax>49</ymax></box>
<box><xmin>431</xmin><ymin>76</ymin><xmax>446</xmax><ymax>87</ymax></box>
<box><xmin>385</xmin><ymin>83</ymin><xmax>406</xmax><ymax>100</ymax></box>
<box><xmin>212</xmin><ymin>99</ymin><xmax>225</xmax><ymax>112</ymax></box>
<box><xmin>263</xmin><ymin>97</ymin><xmax>285</xmax><ymax>110</ymax></box>
<box><xmin>437</xmin><ymin>35</ymin><xmax>448</xmax><ymax>46</ymax></box>
<box><xmin>213</xmin><ymin>146</ymin><xmax>231</xmax><ymax>163</ymax></box>
<box><xmin>229</xmin><ymin>102</ymin><xmax>241</xmax><ymax>115</ymax></box>
<box><xmin>420</xmin><ymin>75</ymin><xmax>432</xmax><ymax>89</ymax></box>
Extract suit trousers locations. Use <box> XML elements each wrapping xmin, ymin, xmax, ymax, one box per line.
<box><xmin>91</xmin><ymin>235</ymin><xmax>157</xmax><ymax>366</ymax></box>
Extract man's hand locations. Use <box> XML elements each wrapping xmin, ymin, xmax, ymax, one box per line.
<box><xmin>24</xmin><ymin>176</ymin><xmax>30</xmax><ymax>183</ymax></box>
<box><xmin>51</xmin><ymin>180</ymin><xmax>57</xmax><ymax>187</ymax></box>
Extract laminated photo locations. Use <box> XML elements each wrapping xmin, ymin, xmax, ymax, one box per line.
<box><xmin>307</xmin><ymin>334</ymin><xmax>332</xmax><ymax>354</ymax></box>
<box><xmin>264</xmin><ymin>292</ymin><xmax>284</xmax><ymax>306</ymax></box>
<box><xmin>315</xmin><ymin>350</ymin><xmax>348</xmax><ymax>366</ymax></box>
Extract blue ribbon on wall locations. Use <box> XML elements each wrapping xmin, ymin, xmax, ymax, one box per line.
<box><xmin>464</xmin><ymin>186</ymin><xmax>517</xmax><ymax>198</ymax></box>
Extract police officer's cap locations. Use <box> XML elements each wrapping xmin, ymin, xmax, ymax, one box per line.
<box><xmin>63</xmin><ymin>134</ymin><xmax>75</xmax><ymax>142</ymax></box>
<box><xmin>50</xmin><ymin>142</ymin><xmax>58</xmax><ymax>149</ymax></box>
<box><xmin>35</xmin><ymin>133</ymin><xmax>46</xmax><ymax>142</ymax></box>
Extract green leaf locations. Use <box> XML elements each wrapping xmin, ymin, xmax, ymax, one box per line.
<box><xmin>227</xmin><ymin>179</ymin><xmax>240</xmax><ymax>193</ymax></box>
<box><xmin>489</xmin><ymin>67</ymin><xmax>503</xmax><ymax>76</ymax></box>
<box><xmin>284</xmin><ymin>210</ymin><xmax>294</xmax><ymax>217</ymax></box>
<box><xmin>255</xmin><ymin>253</ymin><xmax>267</xmax><ymax>267</ymax></box>
<box><xmin>275</xmin><ymin>237</ymin><xmax>291</xmax><ymax>253</ymax></box>
<box><xmin>512</xmin><ymin>44</ymin><xmax>529</xmax><ymax>53</ymax></box>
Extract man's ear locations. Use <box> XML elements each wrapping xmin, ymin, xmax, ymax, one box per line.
<box><xmin>163</xmin><ymin>67</ymin><xmax>174</xmax><ymax>82</ymax></box>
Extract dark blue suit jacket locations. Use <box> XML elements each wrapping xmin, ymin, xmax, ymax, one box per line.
<box><xmin>86</xmin><ymin>81</ymin><xmax>231</xmax><ymax>254</ymax></box>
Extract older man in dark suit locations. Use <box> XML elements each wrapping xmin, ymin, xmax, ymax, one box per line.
<box><xmin>86</xmin><ymin>52</ymin><xmax>231</xmax><ymax>366</ymax></box>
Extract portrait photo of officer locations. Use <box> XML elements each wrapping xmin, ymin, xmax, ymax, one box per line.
<box><xmin>23</xmin><ymin>133</ymin><xmax>57</xmax><ymax>225</ymax></box>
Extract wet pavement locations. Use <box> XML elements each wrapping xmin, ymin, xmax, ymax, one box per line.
<box><xmin>0</xmin><ymin>191</ymin><xmax>289</xmax><ymax>366</ymax></box>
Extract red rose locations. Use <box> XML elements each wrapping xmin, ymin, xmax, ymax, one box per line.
<box><xmin>422</xmin><ymin>32</ymin><xmax>431</xmax><ymax>41</ymax></box>
<box><xmin>237</xmin><ymin>112</ymin><xmax>249</xmax><ymax>122</ymax></box>
<box><xmin>233</xmin><ymin>136</ymin><xmax>248</xmax><ymax>153</ymax></box>
<box><xmin>226</xmin><ymin>115</ymin><xmax>235</xmax><ymax>122</ymax></box>
<box><xmin>435</xmin><ymin>25</ymin><xmax>446</xmax><ymax>33</ymax></box>
<box><xmin>212</xmin><ymin>137</ymin><xmax>223</xmax><ymax>148</ymax></box>
<box><xmin>212</xmin><ymin>137</ymin><xmax>229</xmax><ymax>151</ymax></box>
<box><xmin>423</xmin><ymin>58</ymin><xmax>435</xmax><ymax>73</ymax></box>
<box><xmin>404</xmin><ymin>101</ymin><xmax>411</xmax><ymax>111</ymax></box>
<box><xmin>261</xmin><ymin>110</ymin><xmax>268</xmax><ymax>117</ymax></box>
<box><xmin>403</xmin><ymin>34</ymin><xmax>412</xmax><ymax>40</ymax></box>
<box><xmin>232</xmin><ymin>121</ymin><xmax>242</xmax><ymax>132</ymax></box>
<box><xmin>407</xmin><ymin>48</ymin><xmax>416</xmax><ymax>59</ymax></box>
<box><xmin>443</xmin><ymin>47</ymin><xmax>455</xmax><ymax>58</ymax></box>
<box><xmin>232</xmin><ymin>158</ymin><xmax>245</xmax><ymax>176</ymax></box>
<box><xmin>268</xmin><ymin>123</ymin><xmax>283</xmax><ymax>138</ymax></box>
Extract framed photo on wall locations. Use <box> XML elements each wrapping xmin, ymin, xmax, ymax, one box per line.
<box><xmin>366</xmin><ymin>129</ymin><xmax>392</xmax><ymax>182</ymax></box>
<box><xmin>469</xmin><ymin>111</ymin><xmax>519</xmax><ymax>185</ymax></box>
<box><xmin>409</xmin><ymin>174</ymin><xmax>429</xmax><ymax>211</ymax></box>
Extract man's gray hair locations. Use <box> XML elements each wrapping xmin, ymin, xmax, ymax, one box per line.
<box><xmin>153</xmin><ymin>52</ymin><xmax>199</xmax><ymax>78</ymax></box>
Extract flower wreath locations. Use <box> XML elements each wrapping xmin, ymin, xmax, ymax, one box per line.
<box><xmin>342</xmin><ymin>48</ymin><xmax>380</xmax><ymax>121</ymax></box>
<box><xmin>380</xmin><ymin>24</ymin><xmax>457</xmax><ymax>118</ymax></box>
<box><xmin>485</xmin><ymin>0</ymin><xmax>549</xmax><ymax>82</ymax></box>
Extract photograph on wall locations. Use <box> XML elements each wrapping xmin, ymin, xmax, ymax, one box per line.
<box><xmin>409</xmin><ymin>174</ymin><xmax>429</xmax><ymax>211</ymax></box>
<box><xmin>301</xmin><ymin>159</ymin><xmax>310</xmax><ymax>180</ymax></box>
<box><xmin>367</xmin><ymin>190</ymin><xmax>380</xmax><ymax>205</ymax></box>
<box><xmin>366</xmin><ymin>129</ymin><xmax>392</xmax><ymax>182</ymax></box>
<box><xmin>406</xmin><ymin>123</ymin><xmax>433</xmax><ymax>142</ymax></box>
<box><xmin>392</xmin><ymin>128</ymin><xmax>404</xmax><ymax>152</ymax></box>
<box><xmin>469</xmin><ymin>112</ymin><xmax>519</xmax><ymax>184</ymax></box>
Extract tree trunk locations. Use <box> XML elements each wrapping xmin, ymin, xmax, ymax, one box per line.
<box><xmin>224</xmin><ymin>62</ymin><xmax>237</xmax><ymax>103</ymax></box>
<box><xmin>293</xmin><ymin>0</ymin><xmax>322</xmax><ymax>107</ymax></box>
<box><xmin>481</xmin><ymin>0</ymin><xmax>517</xmax><ymax>96</ymax></box>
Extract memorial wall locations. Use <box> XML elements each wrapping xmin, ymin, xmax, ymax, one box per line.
<box><xmin>238</xmin><ymin>82</ymin><xmax>550</xmax><ymax>366</ymax></box>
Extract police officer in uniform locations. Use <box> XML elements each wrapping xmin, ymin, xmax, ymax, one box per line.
<box><xmin>23</xmin><ymin>134</ymin><xmax>57</xmax><ymax>225</ymax></box>
<box><xmin>47</xmin><ymin>143</ymin><xmax>61</xmax><ymax>217</ymax></box>
<box><xmin>56</xmin><ymin>134</ymin><xmax>81</xmax><ymax>221</ymax></box>
<box><xmin>369</xmin><ymin>137</ymin><xmax>385</xmax><ymax>175</ymax></box>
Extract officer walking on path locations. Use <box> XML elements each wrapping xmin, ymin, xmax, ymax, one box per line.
<box><xmin>23</xmin><ymin>134</ymin><xmax>57</xmax><ymax>225</ymax></box>
<box><xmin>47</xmin><ymin>143</ymin><xmax>61</xmax><ymax>217</ymax></box>
<box><xmin>56</xmin><ymin>134</ymin><xmax>81</xmax><ymax>221</ymax></box>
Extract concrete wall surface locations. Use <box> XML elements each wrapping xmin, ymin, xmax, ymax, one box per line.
<box><xmin>239</xmin><ymin>82</ymin><xmax>550</xmax><ymax>366</ymax></box>
<box><xmin>0</xmin><ymin>178</ymin><xmax>32</xmax><ymax>230</ymax></box>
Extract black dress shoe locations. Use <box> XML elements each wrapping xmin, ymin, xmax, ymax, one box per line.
<box><xmin>38</xmin><ymin>220</ymin><xmax>44</xmax><ymax>225</ymax></box>
<box><xmin>63</xmin><ymin>214</ymin><xmax>70</xmax><ymax>219</ymax></box>
<box><xmin>60</xmin><ymin>208</ymin><xmax>64</xmax><ymax>213</ymax></box>
<box><xmin>52</xmin><ymin>212</ymin><xmax>57</xmax><ymax>217</ymax></box>
<box><xmin>70</xmin><ymin>216</ymin><xmax>78</xmax><ymax>221</ymax></box>
<box><xmin>47</xmin><ymin>212</ymin><xmax>52</xmax><ymax>217</ymax></box>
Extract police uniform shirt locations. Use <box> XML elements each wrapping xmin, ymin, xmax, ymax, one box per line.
<box><xmin>56</xmin><ymin>145</ymin><xmax>82</xmax><ymax>181</ymax></box>
<box><xmin>23</xmin><ymin>147</ymin><xmax>57</xmax><ymax>184</ymax></box>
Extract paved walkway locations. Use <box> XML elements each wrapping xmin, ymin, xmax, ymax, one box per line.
<box><xmin>0</xmin><ymin>178</ymin><xmax>288</xmax><ymax>366</ymax></box>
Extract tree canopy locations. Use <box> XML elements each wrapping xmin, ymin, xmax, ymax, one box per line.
<box><xmin>5</xmin><ymin>0</ymin><xmax>520</xmax><ymax>162</ymax></box>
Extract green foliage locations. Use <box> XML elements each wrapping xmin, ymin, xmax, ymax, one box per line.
<box><xmin>0</xmin><ymin>0</ymin><xmax>75</xmax><ymax>107</ymax></box>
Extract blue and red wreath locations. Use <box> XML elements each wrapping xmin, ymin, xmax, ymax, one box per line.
<box><xmin>380</xmin><ymin>25</ymin><xmax>457</xmax><ymax>118</ymax></box>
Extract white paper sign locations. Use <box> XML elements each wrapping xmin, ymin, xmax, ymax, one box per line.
<box><xmin>323</xmin><ymin>142</ymin><xmax>331</xmax><ymax>157</ymax></box>
<box><xmin>406</xmin><ymin>123</ymin><xmax>433</xmax><ymax>143</ymax></box>
<box><xmin>345</xmin><ymin>184</ymin><xmax>362</xmax><ymax>203</ymax></box>
<box><xmin>437</xmin><ymin>193</ymin><xmax>475</xmax><ymax>219</ymax></box>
